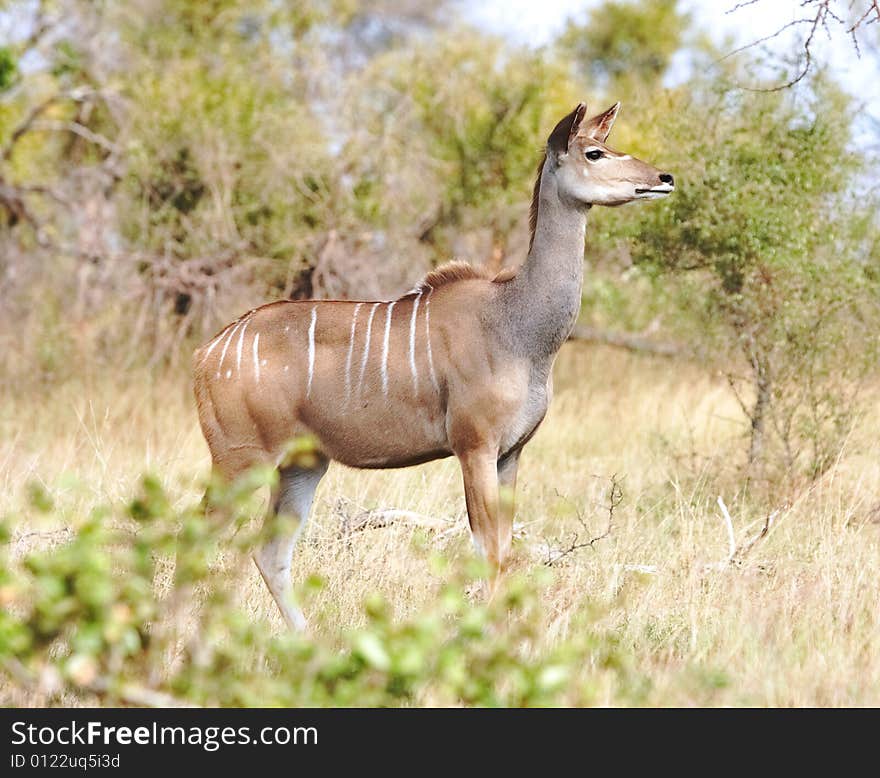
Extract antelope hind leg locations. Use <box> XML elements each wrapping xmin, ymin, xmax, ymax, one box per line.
<box><xmin>254</xmin><ymin>459</ymin><xmax>328</xmax><ymax>631</ymax></box>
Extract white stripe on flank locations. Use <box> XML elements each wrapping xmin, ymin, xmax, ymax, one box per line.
<box><xmin>357</xmin><ymin>302</ymin><xmax>380</xmax><ymax>396</ymax></box>
<box><xmin>200</xmin><ymin>327</ymin><xmax>226</xmax><ymax>364</ymax></box>
<box><xmin>252</xmin><ymin>332</ymin><xmax>261</xmax><ymax>384</ymax></box>
<box><xmin>424</xmin><ymin>289</ymin><xmax>439</xmax><ymax>392</ymax></box>
<box><xmin>344</xmin><ymin>303</ymin><xmax>363</xmax><ymax>405</ymax></box>
<box><xmin>381</xmin><ymin>301</ymin><xmax>396</xmax><ymax>396</ymax></box>
<box><xmin>306</xmin><ymin>306</ymin><xmax>317</xmax><ymax>397</ymax></box>
<box><xmin>217</xmin><ymin>320</ymin><xmax>243</xmax><ymax>378</ymax></box>
<box><xmin>408</xmin><ymin>293</ymin><xmax>421</xmax><ymax>393</ymax></box>
<box><xmin>235</xmin><ymin>319</ymin><xmax>249</xmax><ymax>375</ymax></box>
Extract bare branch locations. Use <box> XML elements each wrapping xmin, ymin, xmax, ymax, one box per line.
<box><xmin>725</xmin><ymin>0</ymin><xmax>762</xmax><ymax>13</ymax></box>
<box><xmin>543</xmin><ymin>475</ymin><xmax>622</xmax><ymax>566</ymax></box>
<box><xmin>734</xmin><ymin>508</ymin><xmax>780</xmax><ymax>561</ymax></box>
<box><xmin>11</xmin><ymin>0</ymin><xmax>55</xmax><ymax>58</ymax></box>
<box><xmin>725</xmin><ymin>372</ymin><xmax>753</xmax><ymax>422</ymax></box>
<box><xmin>87</xmin><ymin>678</ymin><xmax>198</xmax><ymax>708</ymax></box>
<box><xmin>342</xmin><ymin>507</ymin><xmax>452</xmax><ymax>535</ymax></box>
<box><xmin>718</xmin><ymin>16</ymin><xmax>818</xmax><ymax>65</ymax></box>
<box><xmin>568</xmin><ymin>325</ymin><xmax>690</xmax><ymax>358</ymax></box>
<box><xmin>848</xmin><ymin>1</ymin><xmax>880</xmax><ymax>34</ymax></box>
<box><xmin>1</xmin><ymin>94</ymin><xmax>59</xmax><ymax>162</ymax></box>
<box><xmin>705</xmin><ymin>496</ymin><xmax>786</xmax><ymax>570</ymax></box>
<box><xmin>3</xmin><ymin>527</ymin><xmax>73</xmax><ymax>546</ymax></box>
<box><xmin>3</xmin><ymin>657</ymin><xmax>196</xmax><ymax>708</ymax></box>
<box><xmin>717</xmin><ymin>496</ymin><xmax>737</xmax><ymax>562</ymax></box>
<box><xmin>724</xmin><ymin>1</ymin><xmax>880</xmax><ymax>91</ymax></box>
<box><xmin>28</xmin><ymin>119</ymin><xmax>119</xmax><ymax>154</ymax></box>
<box><xmin>333</xmin><ymin>496</ymin><xmax>456</xmax><ymax>543</ymax></box>
<box><xmin>1</xmin><ymin>88</ymin><xmax>117</xmax><ymax>162</ymax></box>
<box><xmin>0</xmin><ymin>179</ymin><xmax>50</xmax><ymax>246</ymax></box>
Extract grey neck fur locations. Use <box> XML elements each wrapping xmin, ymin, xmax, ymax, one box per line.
<box><xmin>495</xmin><ymin>156</ymin><xmax>589</xmax><ymax>359</ymax></box>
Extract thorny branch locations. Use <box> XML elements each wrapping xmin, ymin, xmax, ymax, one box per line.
<box><xmin>543</xmin><ymin>475</ymin><xmax>623</xmax><ymax>566</ymax></box>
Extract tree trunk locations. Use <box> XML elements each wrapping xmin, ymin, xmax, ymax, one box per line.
<box><xmin>748</xmin><ymin>355</ymin><xmax>772</xmax><ymax>471</ymax></box>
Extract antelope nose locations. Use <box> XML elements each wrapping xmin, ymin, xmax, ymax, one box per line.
<box><xmin>659</xmin><ymin>173</ymin><xmax>674</xmax><ymax>186</ymax></box>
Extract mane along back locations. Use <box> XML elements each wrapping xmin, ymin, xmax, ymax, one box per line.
<box><xmin>416</xmin><ymin>261</ymin><xmax>491</xmax><ymax>290</ymax></box>
<box><xmin>528</xmin><ymin>151</ymin><xmax>546</xmax><ymax>251</ymax></box>
<box><xmin>414</xmin><ymin>260</ymin><xmax>516</xmax><ymax>293</ymax></box>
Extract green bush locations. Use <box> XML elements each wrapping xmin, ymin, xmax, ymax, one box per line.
<box><xmin>0</xmin><ymin>46</ymin><xmax>17</xmax><ymax>92</ymax></box>
<box><xmin>590</xmin><ymin>78</ymin><xmax>880</xmax><ymax>484</ymax></box>
<box><xmin>1</xmin><ymin>474</ymin><xmax>645</xmax><ymax>707</ymax></box>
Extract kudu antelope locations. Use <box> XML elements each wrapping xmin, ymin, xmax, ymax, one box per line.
<box><xmin>193</xmin><ymin>102</ymin><xmax>674</xmax><ymax>629</ymax></box>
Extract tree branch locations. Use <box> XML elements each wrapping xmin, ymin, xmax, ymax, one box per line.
<box><xmin>724</xmin><ymin>1</ymin><xmax>880</xmax><ymax>91</ymax></box>
<box><xmin>568</xmin><ymin>324</ymin><xmax>689</xmax><ymax>358</ymax></box>
<box><xmin>543</xmin><ymin>475</ymin><xmax>622</xmax><ymax>566</ymax></box>
<box><xmin>28</xmin><ymin>119</ymin><xmax>119</xmax><ymax>154</ymax></box>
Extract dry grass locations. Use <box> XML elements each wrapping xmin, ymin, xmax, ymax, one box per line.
<box><xmin>3</xmin><ymin>344</ymin><xmax>880</xmax><ymax>706</ymax></box>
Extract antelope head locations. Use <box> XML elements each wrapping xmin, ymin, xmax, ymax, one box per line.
<box><xmin>549</xmin><ymin>102</ymin><xmax>674</xmax><ymax>206</ymax></box>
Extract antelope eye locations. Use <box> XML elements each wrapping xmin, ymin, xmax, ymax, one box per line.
<box><xmin>585</xmin><ymin>149</ymin><xmax>604</xmax><ymax>161</ymax></box>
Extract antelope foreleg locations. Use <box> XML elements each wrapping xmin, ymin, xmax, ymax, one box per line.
<box><xmin>459</xmin><ymin>448</ymin><xmax>511</xmax><ymax>595</ymax></box>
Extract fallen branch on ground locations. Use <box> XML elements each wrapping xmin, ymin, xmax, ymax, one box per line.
<box><xmin>4</xmin><ymin>527</ymin><xmax>73</xmax><ymax>545</ymax></box>
<box><xmin>343</xmin><ymin>508</ymin><xmax>453</xmax><ymax>534</ymax></box>
<box><xmin>2</xmin><ymin>658</ymin><xmax>196</xmax><ymax>709</ymax></box>
<box><xmin>704</xmin><ymin>496</ymin><xmax>784</xmax><ymax>570</ymax></box>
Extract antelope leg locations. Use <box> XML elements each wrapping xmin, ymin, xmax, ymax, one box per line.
<box><xmin>254</xmin><ymin>459</ymin><xmax>328</xmax><ymax>631</ymax></box>
<box><xmin>459</xmin><ymin>448</ymin><xmax>511</xmax><ymax>594</ymax></box>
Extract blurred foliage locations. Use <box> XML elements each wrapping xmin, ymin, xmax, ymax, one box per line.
<box><xmin>2</xmin><ymin>0</ymin><xmax>880</xmax><ymax>707</ymax></box>
<box><xmin>353</xmin><ymin>30</ymin><xmax>578</xmax><ymax>251</ymax></box>
<box><xmin>594</xmin><ymin>76</ymin><xmax>880</xmax><ymax>481</ymax></box>
<box><xmin>558</xmin><ymin>0</ymin><xmax>691</xmax><ymax>89</ymax></box>
<box><xmin>0</xmin><ymin>46</ymin><xmax>16</xmax><ymax>91</ymax></box>
<box><xmin>0</xmin><ymin>475</ymin><xmax>647</xmax><ymax>707</ymax></box>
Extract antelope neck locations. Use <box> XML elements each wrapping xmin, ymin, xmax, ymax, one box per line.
<box><xmin>498</xmin><ymin>161</ymin><xmax>589</xmax><ymax>359</ymax></box>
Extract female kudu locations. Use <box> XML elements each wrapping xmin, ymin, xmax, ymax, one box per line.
<box><xmin>193</xmin><ymin>102</ymin><xmax>674</xmax><ymax>629</ymax></box>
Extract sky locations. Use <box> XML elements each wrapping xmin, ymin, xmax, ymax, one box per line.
<box><xmin>462</xmin><ymin>0</ymin><xmax>878</xmax><ymax>104</ymax></box>
<box><xmin>464</xmin><ymin>0</ymin><xmax>798</xmax><ymax>47</ymax></box>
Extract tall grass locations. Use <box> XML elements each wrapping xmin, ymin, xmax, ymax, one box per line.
<box><xmin>3</xmin><ymin>344</ymin><xmax>879</xmax><ymax>706</ymax></box>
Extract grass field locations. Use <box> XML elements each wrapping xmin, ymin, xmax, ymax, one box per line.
<box><xmin>3</xmin><ymin>344</ymin><xmax>880</xmax><ymax>706</ymax></box>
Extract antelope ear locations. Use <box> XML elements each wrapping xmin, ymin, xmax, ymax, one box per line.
<box><xmin>547</xmin><ymin>102</ymin><xmax>587</xmax><ymax>157</ymax></box>
<box><xmin>581</xmin><ymin>102</ymin><xmax>621</xmax><ymax>143</ymax></box>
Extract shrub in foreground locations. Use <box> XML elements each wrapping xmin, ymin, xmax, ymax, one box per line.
<box><xmin>1</xmin><ymin>475</ymin><xmax>645</xmax><ymax>707</ymax></box>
